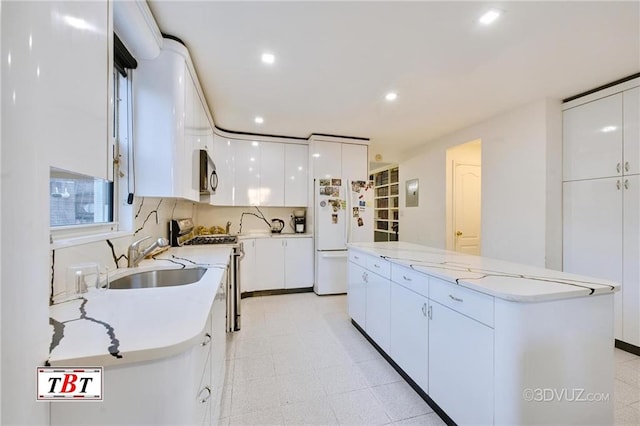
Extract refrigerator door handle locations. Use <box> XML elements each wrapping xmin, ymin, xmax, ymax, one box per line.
<box><xmin>320</xmin><ymin>251</ymin><xmax>348</xmax><ymax>259</ymax></box>
<box><xmin>345</xmin><ymin>180</ymin><xmax>351</xmax><ymax>244</ymax></box>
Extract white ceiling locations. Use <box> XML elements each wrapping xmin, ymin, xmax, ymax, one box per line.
<box><xmin>147</xmin><ymin>1</ymin><xmax>639</xmax><ymax>159</ymax></box>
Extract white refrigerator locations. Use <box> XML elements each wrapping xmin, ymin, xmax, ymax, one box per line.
<box><xmin>314</xmin><ymin>178</ymin><xmax>374</xmax><ymax>295</ymax></box>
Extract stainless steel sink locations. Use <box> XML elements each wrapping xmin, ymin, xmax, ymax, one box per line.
<box><xmin>108</xmin><ymin>268</ymin><xmax>207</xmax><ymax>290</ymax></box>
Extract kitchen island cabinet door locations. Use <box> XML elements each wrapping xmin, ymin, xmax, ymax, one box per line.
<box><xmin>365</xmin><ymin>270</ymin><xmax>391</xmax><ymax>352</ymax></box>
<box><xmin>254</xmin><ymin>238</ymin><xmax>285</xmax><ymax>290</ymax></box>
<box><xmin>390</xmin><ymin>283</ymin><xmax>428</xmax><ymax>392</ymax></box>
<box><xmin>348</xmin><ymin>262</ymin><xmax>367</xmax><ymax>327</ymax></box>
<box><xmin>428</xmin><ymin>301</ymin><xmax>493</xmax><ymax>426</ymax></box>
<box><xmin>284</xmin><ymin>237</ymin><xmax>313</xmax><ymax>289</ymax></box>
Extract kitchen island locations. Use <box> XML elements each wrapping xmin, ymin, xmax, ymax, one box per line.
<box><xmin>48</xmin><ymin>246</ymin><xmax>232</xmax><ymax>425</ymax></box>
<box><xmin>348</xmin><ymin>241</ymin><xmax>619</xmax><ymax>426</ymax></box>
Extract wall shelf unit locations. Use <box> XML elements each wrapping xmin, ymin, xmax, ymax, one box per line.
<box><xmin>371</xmin><ymin>166</ymin><xmax>399</xmax><ymax>242</ymax></box>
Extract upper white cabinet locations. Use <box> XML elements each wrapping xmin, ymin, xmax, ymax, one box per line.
<box><xmin>624</xmin><ymin>87</ymin><xmax>640</xmax><ymax>176</ymax></box>
<box><xmin>563</xmin><ymin>93</ymin><xmax>622</xmax><ymax>181</ymax></box>
<box><xmin>311</xmin><ymin>140</ymin><xmax>368</xmax><ymax>181</ymax></box>
<box><xmin>623</xmin><ymin>175</ymin><xmax>640</xmax><ymax>346</ymax></box>
<box><xmin>284</xmin><ymin>144</ymin><xmax>309</xmax><ymax>206</ymax></box>
<box><xmin>211</xmin><ymin>137</ymin><xmax>308</xmax><ymax>207</ymax></box>
<box><xmin>134</xmin><ymin>39</ymin><xmax>208</xmax><ymax>201</ymax></box>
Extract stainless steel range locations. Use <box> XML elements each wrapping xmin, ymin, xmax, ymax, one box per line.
<box><xmin>169</xmin><ymin>218</ymin><xmax>242</xmax><ymax>332</ymax></box>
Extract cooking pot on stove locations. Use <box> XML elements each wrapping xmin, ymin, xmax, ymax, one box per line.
<box><xmin>271</xmin><ymin>218</ymin><xmax>285</xmax><ymax>233</ymax></box>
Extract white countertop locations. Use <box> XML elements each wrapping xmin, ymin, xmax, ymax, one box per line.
<box><xmin>348</xmin><ymin>242</ymin><xmax>619</xmax><ymax>302</ymax></box>
<box><xmin>48</xmin><ymin>246</ymin><xmax>231</xmax><ymax>367</ymax></box>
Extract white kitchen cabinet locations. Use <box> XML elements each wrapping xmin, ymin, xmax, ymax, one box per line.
<box><xmin>311</xmin><ymin>141</ymin><xmax>342</xmax><ymax>178</ymax></box>
<box><xmin>211</xmin><ymin>135</ymin><xmax>235</xmax><ymax>206</ymax></box>
<box><xmin>254</xmin><ymin>238</ymin><xmax>286</xmax><ymax>291</ymax></box>
<box><xmin>348</xmin><ymin>261</ymin><xmax>367</xmax><ymax>327</ymax></box>
<box><xmin>284</xmin><ymin>237</ymin><xmax>313</xmax><ymax>289</ymax></box>
<box><xmin>624</xmin><ymin>87</ymin><xmax>640</xmax><ymax>176</ymax></box>
<box><xmin>259</xmin><ymin>142</ymin><xmax>285</xmax><ymax>206</ymax></box>
<box><xmin>390</xmin><ymin>282</ymin><xmax>429</xmax><ymax>392</ymax></box>
<box><xmin>365</xmin><ymin>268</ymin><xmax>391</xmax><ymax>353</ymax></box>
<box><xmin>624</xmin><ymin>175</ymin><xmax>640</xmax><ymax>346</ymax></box>
<box><xmin>239</xmin><ymin>238</ymin><xmax>256</xmax><ymax>292</ymax></box>
<box><xmin>241</xmin><ymin>237</ymin><xmax>313</xmax><ymax>292</ymax></box>
<box><xmin>342</xmin><ymin>143</ymin><xmax>369</xmax><ymax>181</ymax></box>
<box><xmin>134</xmin><ymin>40</ymin><xmax>201</xmax><ymax>201</ymax></box>
<box><xmin>428</xmin><ymin>300</ymin><xmax>493</xmax><ymax>426</ymax></box>
<box><xmin>563</xmin><ymin>178</ymin><xmax>623</xmax><ymax>338</ymax></box>
<box><xmin>311</xmin><ymin>140</ymin><xmax>368</xmax><ymax>181</ymax></box>
<box><xmin>234</xmin><ymin>140</ymin><xmax>261</xmax><ymax>206</ymax></box>
<box><xmin>285</xmin><ymin>144</ymin><xmax>309</xmax><ymax>206</ymax></box>
<box><xmin>563</xmin><ymin>93</ymin><xmax>623</xmax><ymax>181</ymax></box>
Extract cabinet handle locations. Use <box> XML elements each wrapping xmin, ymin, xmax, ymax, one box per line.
<box><xmin>428</xmin><ymin>305</ymin><xmax>432</xmax><ymax>320</ymax></box>
<box><xmin>617</xmin><ymin>180</ymin><xmax>621</xmax><ymax>190</ymax></box>
<box><xmin>449</xmin><ymin>294</ymin><xmax>464</xmax><ymax>303</ymax></box>
<box><xmin>402</xmin><ymin>275</ymin><xmax>412</xmax><ymax>282</ymax></box>
<box><xmin>625</xmin><ymin>179</ymin><xmax>629</xmax><ymax>190</ymax></box>
<box><xmin>617</xmin><ymin>163</ymin><xmax>621</xmax><ymax>173</ymax></box>
<box><xmin>421</xmin><ymin>303</ymin><xmax>427</xmax><ymax>317</ymax></box>
<box><xmin>374</xmin><ymin>264</ymin><xmax>380</xmax><ymax>269</ymax></box>
<box><xmin>197</xmin><ymin>386</ymin><xmax>211</xmax><ymax>404</ymax></box>
<box><xmin>625</xmin><ymin>162</ymin><xmax>630</xmax><ymax>172</ymax></box>
<box><xmin>201</xmin><ymin>333</ymin><xmax>211</xmax><ymax>346</ymax></box>
<box><xmin>354</xmin><ymin>255</ymin><xmax>360</xmax><ymax>260</ymax></box>
<box><xmin>362</xmin><ymin>272</ymin><xmax>368</xmax><ymax>283</ymax></box>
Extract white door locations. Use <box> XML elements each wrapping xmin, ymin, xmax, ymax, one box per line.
<box><xmin>563</xmin><ymin>93</ymin><xmax>623</xmax><ymax>181</ymax></box>
<box><xmin>284</xmin><ymin>144</ymin><xmax>309</xmax><ymax>207</ymax></box>
<box><xmin>563</xmin><ymin>178</ymin><xmax>623</xmax><ymax>338</ymax></box>
<box><xmin>315</xmin><ymin>251</ymin><xmax>348</xmax><ymax>295</ymax></box>
<box><xmin>254</xmin><ymin>238</ymin><xmax>285</xmax><ymax>290</ymax></box>
<box><xmin>347</xmin><ymin>262</ymin><xmax>367</xmax><ymax>326</ymax></box>
<box><xmin>341</xmin><ymin>143</ymin><xmax>368</xmax><ymax>182</ymax></box>
<box><xmin>623</xmin><ymin>175</ymin><xmax>640</xmax><ymax>346</ymax></box>
<box><xmin>284</xmin><ymin>237</ymin><xmax>313</xmax><ymax>289</ymax></box>
<box><xmin>259</xmin><ymin>142</ymin><xmax>285</xmax><ymax>206</ymax></box>
<box><xmin>453</xmin><ymin>163</ymin><xmax>481</xmax><ymax>255</ymax></box>
<box><xmin>315</xmin><ymin>181</ymin><xmax>346</xmax><ymax>250</ymax></box>
<box><xmin>390</xmin><ymin>283</ymin><xmax>428</xmax><ymax>392</ymax></box>
<box><xmin>624</xmin><ymin>87</ymin><xmax>640</xmax><ymax>176</ymax></box>
<box><xmin>428</xmin><ymin>301</ymin><xmax>493</xmax><ymax>426</ymax></box>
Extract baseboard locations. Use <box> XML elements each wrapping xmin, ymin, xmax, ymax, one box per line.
<box><xmin>615</xmin><ymin>339</ymin><xmax>640</xmax><ymax>356</ymax></box>
<box><xmin>350</xmin><ymin>319</ymin><xmax>457</xmax><ymax>426</ymax></box>
<box><xmin>241</xmin><ymin>287</ymin><xmax>313</xmax><ymax>299</ymax></box>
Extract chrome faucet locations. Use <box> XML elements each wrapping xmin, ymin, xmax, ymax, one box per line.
<box><xmin>128</xmin><ymin>236</ymin><xmax>170</xmax><ymax>267</ymax></box>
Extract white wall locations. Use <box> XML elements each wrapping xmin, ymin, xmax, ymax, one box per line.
<box><xmin>399</xmin><ymin>99</ymin><xmax>562</xmax><ymax>268</ymax></box>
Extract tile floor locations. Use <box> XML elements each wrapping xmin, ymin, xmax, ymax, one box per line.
<box><xmin>218</xmin><ymin>293</ymin><xmax>640</xmax><ymax>425</ymax></box>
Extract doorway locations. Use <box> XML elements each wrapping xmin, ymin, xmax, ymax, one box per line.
<box><xmin>446</xmin><ymin>140</ymin><xmax>482</xmax><ymax>255</ymax></box>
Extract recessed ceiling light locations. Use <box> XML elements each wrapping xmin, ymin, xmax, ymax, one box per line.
<box><xmin>601</xmin><ymin>126</ymin><xmax>618</xmax><ymax>133</ymax></box>
<box><xmin>385</xmin><ymin>92</ymin><xmax>398</xmax><ymax>101</ymax></box>
<box><xmin>479</xmin><ymin>9</ymin><xmax>501</xmax><ymax>25</ymax></box>
<box><xmin>254</xmin><ymin>116</ymin><xmax>264</xmax><ymax>124</ymax></box>
<box><xmin>261</xmin><ymin>53</ymin><xmax>275</xmax><ymax>64</ymax></box>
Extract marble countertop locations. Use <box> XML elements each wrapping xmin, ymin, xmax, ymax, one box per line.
<box><xmin>47</xmin><ymin>246</ymin><xmax>231</xmax><ymax>367</ymax></box>
<box><xmin>348</xmin><ymin>242</ymin><xmax>619</xmax><ymax>302</ymax></box>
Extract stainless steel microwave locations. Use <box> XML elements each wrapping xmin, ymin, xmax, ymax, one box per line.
<box><xmin>199</xmin><ymin>149</ymin><xmax>218</xmax><ymax>195</ymax></box>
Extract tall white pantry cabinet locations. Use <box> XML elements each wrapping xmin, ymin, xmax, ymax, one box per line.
<box><xmin>563</xmin><ymin>79</ymin><xmax>640</xmax><ymax>347</ymax></box>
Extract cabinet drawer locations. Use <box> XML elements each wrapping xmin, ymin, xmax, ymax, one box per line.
<box><xmin>429</xmin><ymin>277</ymin><xmax>494</xmax><ymax>327</ymax></box>
<box><xmin>366</xmin><ymin>256</ymin><xmax>391</xmax><ymax>279</ymax></box>
<box><xmin>391</xmin><ymin>264</ymin><xmax>428</xmax><ymax>298</ymax></box>
<box><xmin>348</xmin><ymin>250</ymin><xmax>367</xmax><ymax>267</ymax></box>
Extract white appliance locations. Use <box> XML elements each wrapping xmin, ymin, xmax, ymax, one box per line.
<box><xmin>314</xmin><ymin>178</ymin><xmax>374</xmax><ymax>294</ymax></box>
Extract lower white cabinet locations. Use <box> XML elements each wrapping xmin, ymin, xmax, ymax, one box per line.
<box><xmin>428</xmin><ymin>301</ymin><xmax>494</xmax><ymax>426</ymax></box>
<box><xmin>347</xmin><ymin>261</ymin><xmax>367</xmax><ymax>326</ymax></box>
<box><xmin>241</xmin><ymin>237</ymin><xmax>313</xmax><ymax>292</ymax></box>
<box><xmin>365</xmin><ymin>269</ymin><xmax>391</xmax><ymax>353</ymax></box>
<box><xmin>390</xmin><ymin>282</ymin><xmax>429</xmax><ymax>392</ymax></box>
<box><xmin>51</xmin><ymin>282</ymin><xmax>227</xmax><ymax>425</ymax></box>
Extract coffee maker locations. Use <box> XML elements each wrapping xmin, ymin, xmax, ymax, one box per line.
<box><xmin>293</xmin><ymin>209</ymin><xmax>306</xmax><ymax>233</ymax></box>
